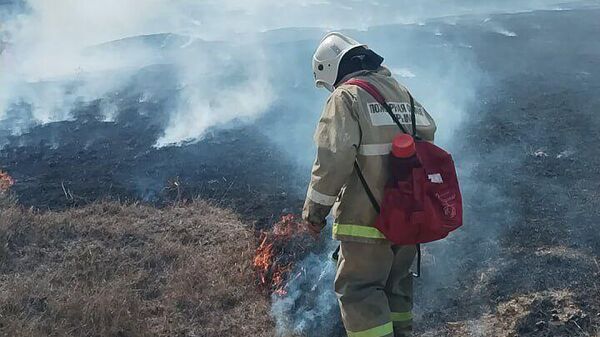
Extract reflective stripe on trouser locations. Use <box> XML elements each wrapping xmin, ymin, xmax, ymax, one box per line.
<box><xmin>335</xmin><ymin>241</ymin><xmax>416</xmax><ymax>337</ymax></box>
<box><xmin>391</xmin><ymin>312</ymin><xmax>413</xmax><ymax>337</ymax></box>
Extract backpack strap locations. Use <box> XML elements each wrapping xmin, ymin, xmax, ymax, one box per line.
<box><xmin>344</xmin><ymin>78</ymin><xmax>419</xmax><ymax>214</ymax></box>
<box><xmin>412</xmin><ymin>244</ymin><xmax>421</xmax><ymax>278</ymax></box>
<box><xmin>354</xmin><ymin>161</ymin><xmax>380</xmax><ymax>213</ymax></box>
<box><xmin>409</xmin><ymin>95</ymin><xmax>417</xmax><ymax>139</ymax></box>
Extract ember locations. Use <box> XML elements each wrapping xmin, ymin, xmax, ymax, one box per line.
<box><xmin>0</xmin><ymin>170</ymin><xmax>14</xmax><ymax>192</ymax></box>
<box><xmin>253</xmin><ymin>214</ymin><xmax>312</xmax><ymax>296</ymax></box>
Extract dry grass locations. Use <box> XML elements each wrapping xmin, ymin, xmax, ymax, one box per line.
<box><xmin>0</xmin><ymin>196</ymin><xmax>273</xmax><ymax>337</ymax></box>
<box><xmin>421</xmin><ymin>290</ymin><xmax>592</xmax><ymax>337</ymax></box>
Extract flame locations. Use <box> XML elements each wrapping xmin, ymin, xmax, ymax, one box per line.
<box><xmin>0</xmin><ymin>170</ymin><xmax>14</xmax><ymax>192</ymax></box>
<box><xmin>253</xmin><ymin>214</ymin><xmax>310</xmax><ymax>296</ymax></box>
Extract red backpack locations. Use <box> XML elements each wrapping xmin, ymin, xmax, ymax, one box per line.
<box><xmin>345</xmin><ymin>79</ymin><xmax>463</xmax><ymax>247</ymax></box>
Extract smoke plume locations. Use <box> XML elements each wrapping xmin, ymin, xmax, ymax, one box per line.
<box><xmin>0</xmin><ymin>0</ymin><xmax>572</xmax><ymax>145</ymax></box>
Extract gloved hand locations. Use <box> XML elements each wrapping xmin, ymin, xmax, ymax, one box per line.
<box><xmin>304</xmin><ymin>218</ymin><xmax>326</xmax><ymax>236</ymax></box>
<box><xmin>302</xmin><ymin>204</ymin><xmax>330</xmax><ymax>237</ymax></box>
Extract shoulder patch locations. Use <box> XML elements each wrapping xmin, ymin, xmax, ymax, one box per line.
<box><xmin>366</xmin><ymin>101</ymin><xmax>431</xmax><ymax>127</ymax></box>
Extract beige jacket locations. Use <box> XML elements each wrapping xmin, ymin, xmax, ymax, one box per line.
<box><xmin>302</xmin><ymin>67</ymin><xmax>437</xmax><ymax>244</ymax></box>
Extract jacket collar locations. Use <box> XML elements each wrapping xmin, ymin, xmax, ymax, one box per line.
<box><xmin>336</xmin><ymin>66</ymin><xmax>392</xmax><ymax>88</ymax></box>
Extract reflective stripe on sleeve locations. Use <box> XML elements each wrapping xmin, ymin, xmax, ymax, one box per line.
<box><xmin>391</xmin><ymin>312</ymin><xmax>412</xmax><ymax>322</ymax></box>
<box><xmin>358</xmin><ymin>143</ymin><xmax>392</xmax><ymax>156</ymax></box>
<box><xmin>307</xmin><ymin>187</ymin><xmax>337</xmax><ymax>206</ymax></box>
<box><xmin>347</xmin><ymin>322</ymin><xmax>393</xmax><ymax>337</ymax></box>
<box><xmin>333</xmin><ymin>223</ymin><xmax>386</xmax><ymax>239</ymax></box>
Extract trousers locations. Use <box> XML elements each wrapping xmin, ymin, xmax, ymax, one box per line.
<box><xmin>335</xmin><ymin>241</ymin><xmax>416</xmax><ymax>337</ymax></box>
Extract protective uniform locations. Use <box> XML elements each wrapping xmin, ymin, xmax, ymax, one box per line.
<box><xmin>303</xmin><ymin>65</ymin><xmax>436</xmax><ymax>337</ymax></box>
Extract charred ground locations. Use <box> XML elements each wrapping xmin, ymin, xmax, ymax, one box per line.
<box><xmin>0</xmin><ymin>106</ymin><xmax>304</xmax><ymax>225</ymax></box>
<box><xmin>413</xmin><ymin>7</ymin><xmax>600</xmax><ymax>336</ymax></box>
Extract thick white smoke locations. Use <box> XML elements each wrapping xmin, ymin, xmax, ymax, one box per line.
<box><xmin>0</xmin><ymin>0</ymin><xmax>278</xmax><ymax>145</ymax></box>
<box><xmin>0</xmin><ymin>0</ymin><xmax>170</xmax><ymax>128</ymax></box>
<box><xmin>0</xmin><ymin>0</ymin><xmax>568</xmax><ymax>145</ymax></box>
<box><xmin>153</xmin><ymin>39</ymin><xmax>274</xmax><ymax>146</ymax></box>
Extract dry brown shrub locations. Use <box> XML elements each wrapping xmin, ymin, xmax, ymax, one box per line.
<box><xmin>0</xmin><ymin>201</ymin><xmax>273</xmax><ymax>337</ymax></box>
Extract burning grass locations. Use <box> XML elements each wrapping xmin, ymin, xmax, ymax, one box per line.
<box><xmin>0</xmin><ymin>200</ymin><xmax>274</xmax><ymax>337</ymax></box>
<box><xmin>0</xmin><ymin>171</ymin><xmax>16</xmax><ymax>209</ymax></box>
<box><xmin>0</xmin><ymin>170</ymin><xmax>13</xmax><ymax>192</ymax></box>
<box><xmin>253</xmin><ymin>214</ymin><xmax>313</xmax><ymax>296</ymax></box>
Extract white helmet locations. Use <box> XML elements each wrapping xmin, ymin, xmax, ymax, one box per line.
<box><xmin>312</xmin><ymin>32</ymin><xmax>366</xmax><ymax>91</ymax></box>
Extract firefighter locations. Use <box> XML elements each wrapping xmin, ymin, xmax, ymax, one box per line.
<box><xmin>302</xmin><ymin>32</ymin><xmax>437</xmax><ymax>337</ymax></box>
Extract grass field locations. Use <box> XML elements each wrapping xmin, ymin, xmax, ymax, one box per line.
<box><xmin>0</xmin><ymin>195</ymin><xmax>274</xmax><ymax>337</ymax></box>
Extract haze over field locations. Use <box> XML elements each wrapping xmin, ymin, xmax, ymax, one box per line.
<box><xmin>0</xmin><ymin>0</ymin><xmax>591</xmax><ymax>147</ymax></box>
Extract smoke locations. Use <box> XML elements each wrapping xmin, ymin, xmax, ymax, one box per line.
<box><xmin>270</xmin><ymin>235</ymin><xmax>341</xmax><ymax>336</ymax></box>
<box><xmin>0</xmin><ymin>0</ymin><xmax>162</xmax><ymax>130</ymax></box>
<box><xmin>0</xmin><ymin>0</ymin><xmax>277</xmax><ymax>145</ymax></box>
<box><xmin>154</xmin><ymin>41</ymin><xmax>274</xmax><ymax>146</ymax></box>
<box><xmin>0</xmin><ymin>0</ymin><xmax>572</xmax><ymax>145</ymax></box>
